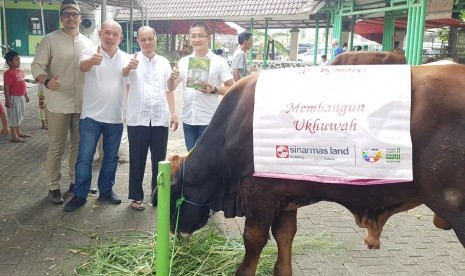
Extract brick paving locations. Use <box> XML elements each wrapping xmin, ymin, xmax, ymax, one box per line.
<box><xmin>0</xmin><ymin>62</ymin><xmax>464</xmax><ymax>275</ymax></box>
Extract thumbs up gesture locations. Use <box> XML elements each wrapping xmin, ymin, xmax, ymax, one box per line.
<box><xmin>127</xmin><ymin>52</ymin><xmax>139</xmax><ymax>70</ymax></box>
<box><xmin>47</xmin><ymin>75</ymin><xmax>61</xmax><ymax>91</ymax></box>
<box><xmin>91</xmin><ymin>45</ymin><xmax>103</xmax><ymax>66</ymax></box>
<box><xmin>170</xmin><ymin>63</ymin><xmax>180</xmax><ymax>79</ymax></box>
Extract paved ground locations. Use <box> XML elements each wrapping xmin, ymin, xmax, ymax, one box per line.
<box><xmin>0</xmin><ymin>62</ymin><xmax>464</xmax><ymax>275</ymax></box>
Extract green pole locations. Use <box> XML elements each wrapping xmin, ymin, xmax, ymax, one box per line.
<box><xmin>382</xmin><ymin>15</ymin><xmax>395</xmax><ymax>51</ymax></box>
<box><xmin>324</xmin><ymin>11</ymin><xmax>331</xmax><ymax>56</ymax></box>
<box><xmin>416</xmin><ymin>0</ymin><xmax>427</xmax><ymax>64</ymax></box>
<box><xmin>156</xmin><ymin>161</ymin><xmax>171</xmax><ymax>276</ymax></box>
<box><xmin>313</xmin><ymin>12</ymin><xmax>320</xmax><ymax>65</ymax></box>
<box><xmin>249</xmin><ymin>18</ymin><xmax>254</xmax><ymax>65</ymax></box>
<box><xmin>263</xmin><ymin>18</ymin><xmax>269</xmax><ymax>68</ymax></box>
<box><xmin>212</xmin><ymin>20</ymin><xmax>217</xmax><ymax>51</ymax></box>
<box><xmin>405</xmin><ymin>1</ymin><xmax>413</xmax><ymax>63</ymax></box>
<box><xmin>413</xmin><ymin>6</ymin><xmax>421</xmax><ymax>64</ymax></box>
<box><xmin>349</xmin><ymin>15</ymin><xmax>355</xmax><ymax>51</ymax></box>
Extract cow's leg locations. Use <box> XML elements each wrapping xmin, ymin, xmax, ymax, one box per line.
<box><xmin>271</xmin><ymin>209</ymin><xmax>297</xmax><ymax>276</ymax></box>
<box><xmin>236</xmin><ymin>216</ymin><xmax>273</xmax><ymax>276</ymax></box>
<box><xmin>433</xmin><ymin>213</ymin><xmax>452</xmax><ymax>230</ymax></box>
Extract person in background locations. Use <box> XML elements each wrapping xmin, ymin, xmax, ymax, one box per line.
<box><xmin>123</xmin><ymin>26</ymin><xmax>178</xmax><ymax>211</ymax></box>
<box><xmin>167</xmin><ymin>21</ymin><xmax>234</xmax><ymax>151</ymax></box>
<box><xmin>0</xmin><ymin>102</ymin><xmax>9</xmax><ymax>136</ymax></box>
<box><xmin>332</xmin><ymin>39</ymin><xmax>344</xmax><ymax>57</ymax></box>
<box><xmin>32</xmin><ymin>0</ymin><xmax>94</xmax><ymax>204</ymax></box>
<box><xmin>393</xmin><ymin>41</ymin><xmax>404</xmax><ymax>54</ymax></box>
<box><xmin>320</xmin><ymin>54</ymin><xmax>330</xmax><ymax>66</ymax></box>
<box><xmin>4</xmin><ymin>50</ymin><xmax>30</xmax><ymax>143</ymax></box>
<box><xmin>64</xmin><ymin>20</ymin><xmax>127</xmax><ymax>212</ymax></box>
<box><xmin>37</xmin><ymin>84</ymin><xmax>48</xmax><ymax>130</ymax></box>
<box><xmin>342</xmin><ymin>42</ymin><xmax>348</xmax><ymax>52</ymax></box>
<box><xmin>355</xmin><ymin>45</ymin><xmax>363</xmax><ymax>51</ymax></box>
<box><xmin>231</xmin><ymin>31</ymin><xmax>253</xmax><ymax>82</ymax></box>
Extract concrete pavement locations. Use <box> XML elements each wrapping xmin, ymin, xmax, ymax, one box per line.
<box><xmin>0</xmin><ymin>67</ymin><xmax>464</xmax><ymax>275</ymax></box>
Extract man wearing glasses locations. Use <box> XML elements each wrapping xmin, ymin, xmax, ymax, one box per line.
<box><xmin>167</xmin><ymin>21</ymin><xmax>234</xmax><ymax>151</ymax></box>
<box><xmin>32</xmin><ymin>0</ymin><xmax>94</xmax><ymax>204</ymax></box>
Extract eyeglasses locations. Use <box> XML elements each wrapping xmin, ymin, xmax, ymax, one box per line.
<box><xmin>61</xmin><ymin>12</ymin><xmax>80</xmax><ymax>18</ymax></box>
<box><xmin>189</xmin><ymin>34</ymin><xmax>209</xmax><ymax>40</ymax></box>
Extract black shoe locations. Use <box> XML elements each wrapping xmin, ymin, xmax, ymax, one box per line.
<box><xmin>98</xmin><ymin>190</ymin><xmax>121</xmax><ymax>204</ymax></box>
<box><xmin>89</xmin><ymin>187</ymin><xmax>98</xmax><ymax>194</ymax></box>
<box><xmin>66</xmin><ymin>183</ymin><xmax>74</xmax><ymax>196</ymax></box>
<box><xmin>48</xmin><ymin>189</ymin><xmax>64</xmax><ymax>204</ymax></box>
<box><xmin>151</xmin><ymin>187</ymin><xmax>158</xmax><ymax>207</ymax></box>
<box><xmin>64</xmin><ymin>195</ymin><xmax>87</xmax><ymax>212</ymax></box>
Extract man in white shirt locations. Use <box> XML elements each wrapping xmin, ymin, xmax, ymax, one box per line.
<box><xmin>64</xmin><ymin>20</ymin><xmax>127</xmax><ymax>212</ymax></box>
<box><xmin>123</xmin><ymin>26</ymin><xmax>178</xmax><ymax>211</ymax></box>
<box><xmin>167</xmin><ymin>22</ymin><xmax>234</xmax><ymax>151</ymax></box>
<box><xmin>231</xmin><ymin>31</ymin><xmax>253</xmax><ymax>82</ymax></box>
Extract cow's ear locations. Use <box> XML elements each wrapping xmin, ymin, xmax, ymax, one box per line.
<box><xmin>168</xmin><ymin>155</ymin><xmax>184</xmax><ymax>177</ymax></box>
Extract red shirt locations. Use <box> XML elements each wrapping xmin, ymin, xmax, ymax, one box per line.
<box><xmin>3</xmin><ymin>68</ymin><xmax>26</xmax><ymax>96</ymax></box>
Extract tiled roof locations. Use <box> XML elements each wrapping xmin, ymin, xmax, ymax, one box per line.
<box><xmin>115</xmin><ymin>0</ymin><xmax>326</xmax><ymax>22</ymax></box>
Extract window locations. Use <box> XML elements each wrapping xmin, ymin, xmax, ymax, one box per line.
<box><xmin>28</xmin><ymin>11</ymin><xmax>42</xmax><ymax>35</ymax></box>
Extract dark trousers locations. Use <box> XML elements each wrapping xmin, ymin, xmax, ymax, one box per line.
<box><xmin>127</xmin><ymin>125</ymin><xmax>168</xmax><ymax>201</ymax></box>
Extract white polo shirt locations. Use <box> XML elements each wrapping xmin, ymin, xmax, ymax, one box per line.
<box><xmin>178</xmin><ymin>50</ymin><xmax>232</xmax><ymax>126</ymax></box>
<box><xmin>79</xmin><ymin>46</ymin><xmax>127</xmax><ymax>124</ymax></box>
<box><xmin>126</xmin><ymin>53</ymin><xmax>172</xmax><ymax>127</ymax></box>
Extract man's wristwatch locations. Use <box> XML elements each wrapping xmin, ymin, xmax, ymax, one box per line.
<box><xmin>211</xmin><ymin>86</ymin><xmax>217</xmax><ymax>94</ymax></box>
<box><xmin>44</xmin><ymin>79</ymin><xmax>51</xmax><ymax>89</ymax></box>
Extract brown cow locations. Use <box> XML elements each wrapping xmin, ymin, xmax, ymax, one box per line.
<box><xmin>169</xmin><ymin>63</ymin><xmax>465</xmax><ymax>276</ymax></box>
<box><xmin>331</xmin><ymin>51</ymin><xmax>406</xmax><ymax>65</ymax></box>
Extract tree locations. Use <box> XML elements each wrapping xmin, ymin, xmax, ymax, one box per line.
<box><xmin>252</xmin><ymin>31</ymin><xmax>290</xmax><ymax>60</ymax></box>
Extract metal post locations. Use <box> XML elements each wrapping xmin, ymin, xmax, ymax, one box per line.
<box><xmin>263</xmin><ymin>18</ymin><xmax>269</xmax><ymax>68</ymax></box>
<box><xmin>313</xmin><ymin>12</ymin><xmax>320</xmax><ymax>65</ymax></box>
<box><xmin>101</xmin><ymin>0</ymin><xmax>107</xmax><ymax>24</ymax></box>
<box><xmin>212</xmin><ymin>20</ymin><xmax>216</xmax><ymax>50</ymax></box>
<box><xmin>249</xmin><ymin>18</ymin><xmax>254</xmax><ymax>65</ymax></box>
<box><xmin>324</xmin><ymin>11</ymin><xmax>331</xmax><ymax>56</ymax></box>
<box><xmin>416</xmin><ymin>0</ymin><xmax>427</xmax><ymax>64</ymax></box>
<box><xmin>129</xmin><ymin>0</ymin><xmax>133</xmax><ymax>54</ymax></box>
<box><xmin>2</xmin><ymin>0</ymin><xmax>8</xmax><ymax>51</ymax></box>
<box><xmin>349</xmin><ymin>15</ymin><xmax>355</xmax><ymax>51</ymax></box>
<box><xmin>382</xmin><ymin>15</ymin><xmax>395</xmax><ymax>51</ymax></box>
<box><xmin>156</xmin><ymin>161</ymin><xmax>171</xmax><ymax>276</ymax></box>
<box><xmin>40</xmin><ymin>0</ymin><xmax>45</xmax><ymax>35</ymax></box>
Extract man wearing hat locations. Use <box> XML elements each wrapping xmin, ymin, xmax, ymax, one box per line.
<box><xmin>32</xmin><ymin>0</ymin><xmax>94</xmax><ymax>204</ymax></box>
<box><xmin>231</xmin><ymin>31</ymin><xmax>253</xmax><ymax>82</ymax></box>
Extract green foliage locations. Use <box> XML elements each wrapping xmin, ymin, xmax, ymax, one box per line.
<box><xmin>438</xmin><ymin>28</ymin><xmax>450</xmax><ymax>43</ymax></box>
<box><xmin>253</xmin><ymin>31</ymin><xmax>290</xmax><ymax>59</ymax></box>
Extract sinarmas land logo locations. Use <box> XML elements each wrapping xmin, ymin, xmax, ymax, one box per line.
<box><xmin>276</xmin><ymin>145</ymin><xmax>289</xmax><ymax>158</ymax></box>
<box><xmin>361</xmin><ymin>148</ymin><xmax>382</xmax><ymax>163</ymax></box>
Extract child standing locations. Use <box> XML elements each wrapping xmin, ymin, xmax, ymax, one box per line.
<box><xmin>0</xmin><ymin>101</ymin><xmax>8</xmax><ymax>136</ymax></box>
<box><xmin>4</xmin><ymin>50</ymin><xmax>30</xmax><ymax>143</ymax></box>
<box><xmin>38</xmin><ymin>84</ymin><xmax>48</xmax><ymax>129</ymax></box>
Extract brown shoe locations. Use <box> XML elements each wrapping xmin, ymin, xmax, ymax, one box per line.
<box><xmin>48</xmin><ymin>189</ymin><xmax>64</xmax><ymax>204</ymax></box>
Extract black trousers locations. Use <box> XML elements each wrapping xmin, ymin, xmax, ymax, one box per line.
<box><xmin>127</xmin><ymin>125</ymin><xmax>168</xmax><ymax>201</ymax></box>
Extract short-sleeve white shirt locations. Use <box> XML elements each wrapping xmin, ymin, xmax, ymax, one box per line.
<box><xmin>126</xmin><ymin>53</ymin><xmax>172</xmax><ymax>127</ymax></box>
<box><xmin>178</xmin><ymin>50</ymin><xmax>232</xmax><ymax>125</ymax></box>
<box><xmin>79</xmin><ymin>46</ymin><xmax>127</xmax><ymax>124</ymax></box>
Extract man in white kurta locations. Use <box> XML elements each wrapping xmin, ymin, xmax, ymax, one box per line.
<box><xmin>123</xmin><ymin>26</ymin><xmax>178</xmax><ymax>211</ymax></box>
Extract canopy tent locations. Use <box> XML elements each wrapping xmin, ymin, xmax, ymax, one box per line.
<box><xmin>354</xmin><ymin>17</ymin><xmax>464</xmax><ymax>44</ymax></box>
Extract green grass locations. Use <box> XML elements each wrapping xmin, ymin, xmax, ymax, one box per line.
<box><xmin>73</xmin><ymin>228</ymin><xmax>343</xmax><ymax>275</ymax></box>
<box><xmin>73</xmin><ymin>228</ymin><xmax>275</xmax><ymax>276</ymax></box>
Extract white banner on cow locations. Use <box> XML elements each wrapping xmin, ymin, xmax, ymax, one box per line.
<box><xmin>253</xmin><ymin>65</ymin><xmax>413</xmax><ymax>184</ymax></box>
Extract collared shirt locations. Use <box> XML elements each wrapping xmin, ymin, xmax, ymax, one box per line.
<box><xmin>79</xmin><ymin>46</ymin><xmax>127</xmax><ymax>124</ymax></box>
<box><xmin>126</xmin><ymin>53</ymin><xmax>172</xmax><ymax>127</ymax></box>
<box><xmin>231</xmin><ymin>47</ymin><xmax>248</xmax><ymax>79</ymax></box>
<box><xmin>31</xmin><ymin>29</ymin><xmax>93</xmax><ymax>113</ymax></box>
<box><xmin>178</xmin><ymin>50</ymin><xmax>233</xmax><ymax>125</ymax></box>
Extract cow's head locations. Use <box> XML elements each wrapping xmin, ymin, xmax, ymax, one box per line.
<box><xmin>168</xmin><ymin>155</ymin><xmax>211</xmax><ymax>236</ymax></box>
